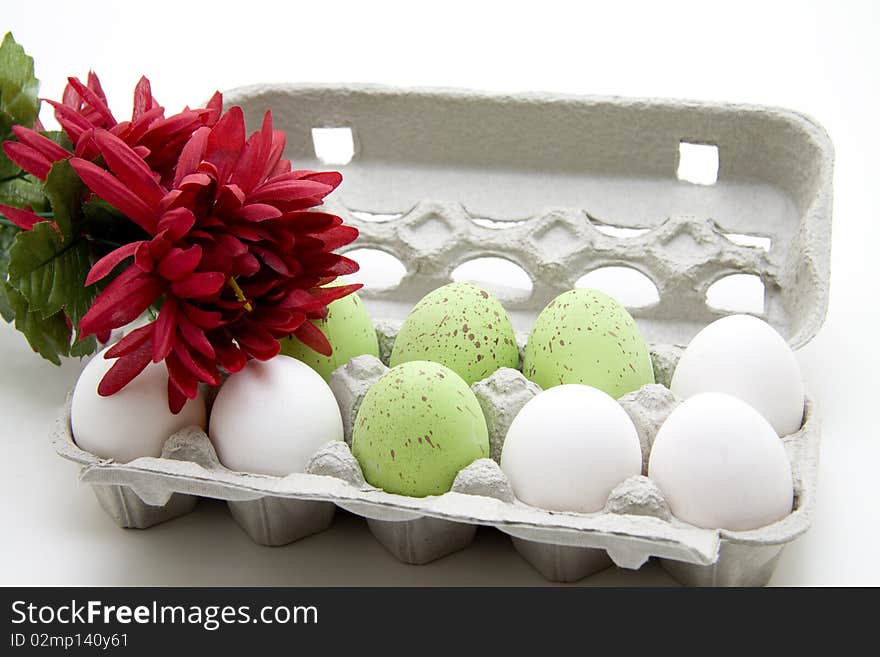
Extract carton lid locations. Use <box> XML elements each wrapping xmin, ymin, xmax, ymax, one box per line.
<box><xmin>226</xmin><ymin>84</ymin><xmax>833</xmax><ymax>348</ymax></box>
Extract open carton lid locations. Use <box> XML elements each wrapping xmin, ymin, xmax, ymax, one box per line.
<box><xmin>226</xmin><ymin>84</ymin><xmax>833</xmax><ymax>348</ymax></box>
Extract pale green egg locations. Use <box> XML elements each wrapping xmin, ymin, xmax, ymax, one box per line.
<box><xmin>523</xmin><ymin>288</ymin><xmax>654</xmax><ymax>397</ymax></box>
<box><xmin>279</xmin><ymin>291</ymin><xmax>379</xmax><ymax>380</ymax></box>
<box><xmin>351</xmin><ymin>360</ymin><xmax>489</xmax><ymax>497</ymax></box>
<box><xmin>390</xmin><ymin>282</ymin><xmax>519</xmax><ymax>385</ymax></box>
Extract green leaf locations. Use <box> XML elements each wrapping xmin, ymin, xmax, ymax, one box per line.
<box><xmin>69</xmin><ymin>332</ymin><xmax>97</xmax><ymax>358</ymax></box>
<box><xmin>7</xmin><ymin>221</ymin><xmax>94</xmax><ymax>321</ymax></box>
<box><xmin>0</xmin><ymin>174</ymin><xmax>48</xmax><ymax>211</ymax></box>
<box><xmin>0</xmin><ymin>223</ymin><xmax>18</xmax><ymax>321</ymax></box>
<box><xmin>0</xmin><ymin>33</ymin><xmax>40</xmax><ymax>180</ymax></box>
<box><xmin>0</xmin><ymin>33</ymin><xmax>40</xmax><ymax>134</ymax></box>
<box><xmin>43</xmin><ymin>159</ymin><xmax>83</xmax><ymax>239</ymax></box>
<box><xmin>5</xmin><ymin>284</ymin><xmax>70</xmax><ymax>365</ymax></box>
<box><xmin>82</xmin><ymin>195</ymin><xmax>150</xmax><ymax>249</ymax></box>
<box><xmin>39</xmin><ymin>130</ymin><xmax>72</xmax><ymax>151</ymax></box>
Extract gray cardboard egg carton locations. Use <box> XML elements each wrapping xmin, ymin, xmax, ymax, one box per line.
<box><xmin>51</xmin><ymin>85</ymin><xmax>832</xmax><ymax>585</ymax></box>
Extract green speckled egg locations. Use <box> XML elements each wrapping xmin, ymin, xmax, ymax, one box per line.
<box><xmin>351</xmin><ymin>360</ymin><xmax>489</xmax><ymax>497</ymax></box>
<box><xmin>390</xmin><ymin>283</ymin><xmax>519</xmax><ymax>385</ymax></box>
<box><xmin>279</xmin><ymin>291</ymin><xmax>379</xmax><ymax>380</ymax></box>
<box><xmin>523</xmin><ymin>288</ymin><xmax>654</xmax><ymax>397</ymax></box>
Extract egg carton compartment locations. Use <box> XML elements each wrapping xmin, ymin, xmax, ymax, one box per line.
<box><xmin>50</xmin><ymin>86</ymin><xmax>830</xmax><ymax>585</ymax></box>
<box><xmin>51</xmin><ymin>347</ymin><xmax>819</xmax><ymax>585</ymax></box>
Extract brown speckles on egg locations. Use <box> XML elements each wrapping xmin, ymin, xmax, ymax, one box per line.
<box><xmin>351</xmin><ymin>360</ymin><xmax>489</xmax><ymax>497</ymax></box>
<box><xmin>523</xmin><ymin>288</ymin><xmax>654</xmax><ymax>398</ymax></box>
<box><xmin>389</xmin><ymin>283</ymin><xmax>519</xmax><ymax>385</ymax></box>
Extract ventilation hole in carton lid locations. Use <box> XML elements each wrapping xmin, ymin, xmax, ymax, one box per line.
<box><xmin>723</xmin><ymin>232</ymin><xmax>772</xmax><ymax>251</ymax></box>
<box><xmin>592</xmin><ymin>223</ymin><xmax>651</xmax><ymax>238</ymax></box>
<box><xmin>349</xmin><ymin>209</ymin><xmax>404</xmax><ymax>223</ymax></box>
<box><xmin>451</xmin><ymin>257</ymin><xmax>533</xmax><ymax>302</ymax></box>
<box><xmin>677</xmin><ymin>141</ymin><xmax>718</xmax><ymax>185</ymax></box>
<box><xmin>470</xmin><ymin>217</ymin><xmax>529</xmax><ymax>229</ymax></box>
<box><xmin>312</xmin><ymin>127</ymin><xmax>354</xmax><ymax>165</ymax></box>
<box><xmin>575</xmin><ymin>267</ymin><xmax>660</xmax><ymax>308</ymax></box>
<box><xmin>706</xmin><ymin>274</ymin><xmax>765</xmax><ymax>314</ymax></box>
<box><xmin>343</xmin><ymin>248</ymin><xmax>406</xmax><ymax>290</ymax></box>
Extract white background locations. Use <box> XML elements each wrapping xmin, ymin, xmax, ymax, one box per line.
<box><xmin>1</xmin><ymin>0</ymin><xmax>877</xmax><ymax>586</ymax></box>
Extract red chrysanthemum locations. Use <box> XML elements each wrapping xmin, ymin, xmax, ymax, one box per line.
<box><xmin>1</xmin><ymin>74</ymin><xmax>361</xmax><ymax>413</ymax></box>
<box><xmin>69</xmin><ymin>108</ymin><xmax>360</xmax><ymax>412</ymax></box>
<box><xmin>2</xmin><ymin>72</ymin><xmax>221</xmax><ymax>186</ymax></box>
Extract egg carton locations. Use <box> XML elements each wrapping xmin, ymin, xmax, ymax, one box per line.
<box><xmin>50</xmin><ymin>84</ymin><xmax>832</xmax><ymax>585</ymax></box>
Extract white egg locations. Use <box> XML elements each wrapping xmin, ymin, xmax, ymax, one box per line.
<box><xmin>71</xmin><ymin>346</ymin><xmax>207</xmax><ymax>462</ymax></box>
<box><xmin>648</xmin><ymin>392</ymin><xmax>793</xmax><ymax>531</ymax></box>
<box><xmin>500</xmin><ymin>384</ymin><xmax>642</xmax><ymax>513</ymax></box>
<box><xmin>209</xmin><ymin>356</ymin><xmax>343</xmax><ymax>476</ymax></box>
<box><xmin>671</xmin><ymin>314</ymin><xmax>805</xmax><ymax>435</ymax></box>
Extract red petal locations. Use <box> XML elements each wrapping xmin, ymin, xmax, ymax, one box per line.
<box><xmin>248</xmin><ymin>179</ymin><xmax>332</xmax><ymax>205</ymax></box>
<box><xmin>125</xmin><ymin>106</ymin><xmax>166</xmax><ymax>144</ymax></box>
<box><xmin>12</xmin><ymin>125</ymin><xmax>71</xmax><ymax>162</ymax></box>
<box><xmin>3</xmin><ymin>141</ymin><xmax>51</xmax><ymax>179</ymax></box>
<box><xmin>158</xmin><ymin>245</ymin><xmax>202</xmax><ymax>281</ymax></box>
<box><xmin>86</xmin><ymin>71</ymin><xmax>108</xmax><ymax>104</ymax></box>
<box><xmin>152</xmin><ymin>295</ymin><xmax>179</xmax><ymax>362</ymax></box>
<box><xmin>104</xmin><ymin>324</ymin><xmax>153</xmax><ymax>358</ymax></box>
<box><xmin>204</xmin><ymin>91</ymin><xmax>223</xmax><ymax>125</ymax></box>
<box><xmin>310</xmin><ymin>224</ymin><xmax>359</xmax><ymax>251</ymax></box>
<box><xmin>173</xmin><ymin>341</ymin><xmax>219</xmax><ymax>385</ymax></box>
<box><xmin>293</xmin><ymin>320</ymin><xmax>333</xmax><ymax>356</ymax></box>
<box><xmin>250</xmin><ymin>245</ymin><xmax>289</xmax><ymax>275</ymax></box>
<box><xmin>234</xmin><ymin>203</ymin><xmax>282</xmax><ymax>222</ymax></box>
<box><xmin>157</xmin><ymin>207</ymin><xmax>196</xmax><ymax>241</ymax></box>
<box><xmin>132</xmin><ymin>76</ymin><xmax>155</xmax><ymax>120</ymax></box>
<box><xmin>279</xmin><ymin>289</ymin><xmax>330</xmax><ymax>313</ymax></box>
<box><xmin>0</xmin><ymin>203</ymin><xmax>42</xmax><ymax>230</ymax></box>
<box><xmin>85</xmin><ymin>242</ymin><xmax>141</xmax><ymax>285</ymax></box>
<box><xmin>235</xmin><ymin>321</ymin><xmax>281</xmax><ymax>360</ymax></box>
<box><xmin>134</xmin><ymin>242</ymin><xmax>155</xmax><ymax>272</ymax></box>
<box><xmin>98</xmin><ymin>339</ymin><xmax>152</xmax><ymax>396</ymax></box>
<box><xmin>79</xmin><ymin>268</ymin><xmax>164</xmax><ymax>335</ymax></box>
<box><xmin>278</xmin><ymin>211</ymin><xmax>341</xmax><ymax>232</ymax></box>
<box><xmin>140</xmin><ymin>110</ymin><xmax>206</xmax><ymax>145</ymax></box>
<box><xmin>213</xmin><ymin>335</ymin><xmax>247</xmax><ymax>373</ymax></box>
<box><xmin>66</xmin><ymin>77</ymin><xmax>116</xmax><ymax>126</ymax></box>
<box><xmin>177</xmin><ymin>312</ymin><xmax>215</xmax><ymax>359</ymax></box>
<box><xmin>165</xmin><ymin>350</ymin><xmax>199</xmax><ymax>399</ymax></box>
<box><xmin>214</xmin><ymin>183</ymin><xmax>245</xmax><ymax>215</ymax></box>
<box><xmin>263</xmin><ymin>130</ymin><xmax>287</xmax><ymax>179</ymax></box>
<box><xmin>46</xmin><ymin>99</ymin><xmax>94</xmax><ymax>143</ymax></box>
<box><xmin>69</xmin><ymin>158</ymin><xmax>158</xmax><ymax>234</ymax></box>
<box><xmin>213</xmin><ymin>232</ymin><xmax>247</xmax><ymax>257</ymax></box>
<box><xmin>167</xmin><ymin>377</ymin><xmax>187</xmax><ymax>414</ymax></box>
<box><xmin>173</xmin><ymin>126</ymin><xmax>210</xmax><ymax>188</ymax></box>
<box><xmin>170</xmin><ymin>271</ymin><xmax>225</xmax><ymax>298</ymax></box>
<box><xmin>232</xmin><ymin>252</ymin><xmax>260</xmax><ymax>276</ymax></box>
<box><xmin>313</xmin><ymin>283</ymin><xmax>363</xmax><ymax>306</ymax></box>
<box><xmin>205</xmin><ymin>106</ymin><xmax>245</xmax><ymax>182</ymax></box>
<box><xmin>181</xmin><ymin>302</ymin><xmax>225</xmax><ymax>329</ymax></box>
<box><xmin>308</xmin><ymin>254</ymin><xmax>360</xmax><ymax>277</ymax></box>
<box><xmin>93</xmin><ymin>129</ymin><xmax>165</xmax><ymax>208</ymax></box>
<box><xmin>290</xmin><ymin>169</ymin><xmax>343</xmax><ymax>191</ymax></box>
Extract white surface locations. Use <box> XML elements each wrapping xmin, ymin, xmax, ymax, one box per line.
<box><xmin>501</xmin><ymin>385</ymin><xmax>641</xmax><ymax>513</ymax></box>
<box><xmin>648</xmin><ymin>393</ymin><xmax>794</xmax><ymax>531</ymax></box>
<box><xmin>1</xmin><ymin>0</ymin><xmax>878</xmax><ymax>585</ymax></box>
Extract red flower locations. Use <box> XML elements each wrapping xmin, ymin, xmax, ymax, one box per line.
<box><xmin>2</xmin><ymin>72</ymin><xmax>221</xmax><ymax>187</ymax></box>
<box><xmin>69</xmin><ymin>107</ymin><xmax>360</xmax><ymax>413</ymax></box>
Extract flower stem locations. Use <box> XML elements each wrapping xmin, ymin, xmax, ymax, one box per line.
<box><xmin>227</xmin><ymin>277</ymin><xmax>253</xmax><ymax>312</ymax></box>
